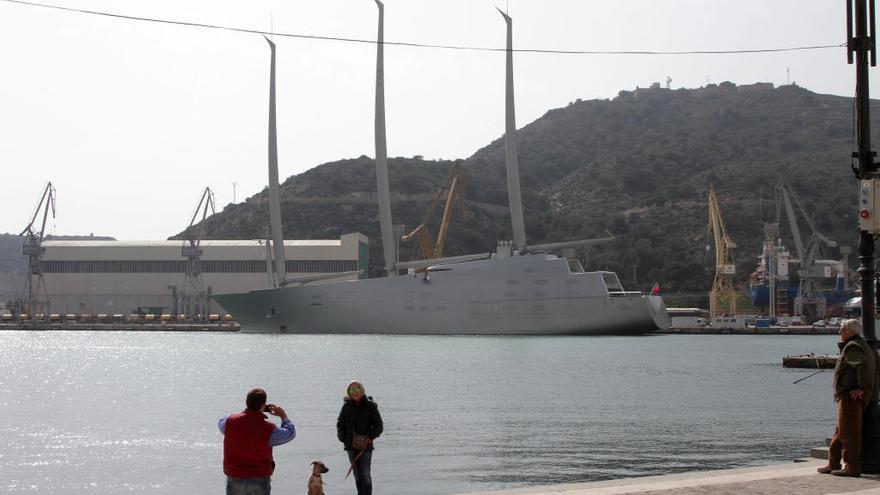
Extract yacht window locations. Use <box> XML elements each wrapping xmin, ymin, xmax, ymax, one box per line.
<box><xmin>601</xmin><ymin>272</ymin><xmax>625</xmax><ymax>292</ymax></box>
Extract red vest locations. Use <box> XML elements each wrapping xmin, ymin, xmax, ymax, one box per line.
<box><xmin>223</xmin><ymin>410</ymin><xmax>276</xmax><ymax>478</ymax></box>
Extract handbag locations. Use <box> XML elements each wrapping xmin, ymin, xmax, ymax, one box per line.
<box><xmin>352</xmin><ymin>433</ymin><xmax>370</xmax><ymax>450</ymax></box>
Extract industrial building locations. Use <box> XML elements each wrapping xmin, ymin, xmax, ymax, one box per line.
<box><xmin>35</xmin><ymin>233</ymin><xmax>367</xmax><ymax>315</ymax></box>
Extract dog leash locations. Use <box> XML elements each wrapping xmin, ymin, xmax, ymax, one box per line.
<box><xmin>320</xmin><ymin>477</ymin><xmax>343</xmax><ymax>487</ymax></box>
<box><xmin>344</xmin><ymin>448</ymin><xmax>367</xmax><ymax>480</ymax></box>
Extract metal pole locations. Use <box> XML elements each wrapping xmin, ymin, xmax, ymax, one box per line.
<box><xmin>849</xmin><ymin>0</ymin><xmax>880</xmax><ymax>473</ymax></box>
<box><xmin>852</xmin><ymin>0</ymin><xmax>877</xmax><ymax>346</ymax></box>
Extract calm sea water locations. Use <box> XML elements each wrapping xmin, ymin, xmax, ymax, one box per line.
<box><xmin>0</xmin><ymin>332</ymin><xmax>838</xmax><ymax>494</ymax></box>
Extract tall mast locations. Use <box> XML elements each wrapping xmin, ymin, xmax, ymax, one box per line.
<box><xmin>498</xmin><ymin>9</ymin><xmax>527</xmax><ymax>253</ymax></box>
<box><xmin>264</xmin><ymin>36</ymin><xmax>287</xmax><ymax>286</ymax></box>
<box><xmin>374</xmin><ymin>0</ymin><xmax>396</xmax><ymax>276</ymax></box>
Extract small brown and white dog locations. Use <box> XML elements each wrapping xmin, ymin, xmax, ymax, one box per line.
<box><xmin>308</xmin><ymin>460</ymin><xmax>330</xmax><ymax>495</ymax></box>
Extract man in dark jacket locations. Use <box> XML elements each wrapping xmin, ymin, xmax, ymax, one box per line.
<box><xmin>219</xmin><ymin>388</ymin><xmax>296</xmax><ymax>495</ymax></box>
<box><xmin>818</xmin><ymin>319</ymin><xmax>877</xmax><ymax>477</ymax></box>
<box><xmin>336</xmin><ymin>380</ymin><xmax>383</xmax><ymax>495</ymax></box>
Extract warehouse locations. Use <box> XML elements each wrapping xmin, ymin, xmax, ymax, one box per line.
<box><xmin>37</xmin><ymin>233</ymin><xmax>367</xmax><ymax>315</ymax></box>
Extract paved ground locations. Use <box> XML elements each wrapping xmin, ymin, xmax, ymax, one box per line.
<box><xmin>458</xmin><ymin>458</ymin><xmax>880</xmax><ymax>495</ymax></box>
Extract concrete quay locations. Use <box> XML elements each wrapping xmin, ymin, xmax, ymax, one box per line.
<box><xmin>662</xmin><ymin>326</ymin><xmax>837</xmax><ymax>335</ymax></box>
<box><xmin>457</xmin><ymin>459</ymin><xmax>880</xmax><ymax>495</ymax></box>
<box><xmin>0</xmin><ymin>322</ymin><xmax>239</xmax><ymax>332</ymax></box>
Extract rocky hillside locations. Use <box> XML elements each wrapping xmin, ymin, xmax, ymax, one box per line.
<box><xmin>179</xmin><ymin>82</ymin><xmax>880</xmax><ymax>293</ymax></box>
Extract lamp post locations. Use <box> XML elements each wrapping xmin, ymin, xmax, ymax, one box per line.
<box><xmin>848</xmin><ymin>0</ymin><xmax>880</xmax><ymax>473</ymax></box>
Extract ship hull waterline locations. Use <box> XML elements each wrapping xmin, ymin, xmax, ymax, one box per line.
<box><xmin>214</xmin><ymin>254</ymin><xmax>669</xmax><ymax>335</ymax></box>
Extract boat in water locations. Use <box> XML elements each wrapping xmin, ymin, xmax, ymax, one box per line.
<box><xmin>216</xmin><ymin>251</ymin><xmax>668</xmax><ymax>335</ymax></box>
<box><xmin>213</xmin><ymin>4</ymin><xmax>669</xmax><ymax>335</ymax></box>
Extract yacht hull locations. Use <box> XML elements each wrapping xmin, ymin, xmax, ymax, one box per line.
<box><xmin>214</xmin><ymin>254</ymin><xmax>669</xmax><ymax>335</ymax></box>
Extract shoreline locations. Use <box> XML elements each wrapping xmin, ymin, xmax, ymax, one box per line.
<box><xmin>454</xmin><ymin>458</ymin><xmax>878</xmax><ymax>495</ymax></box>
<box><xmin>661</xmin><ymin>325</ymin><xmax>837</xmax><ymax>335</ymax></box>
<box><xmin>0</xmin><ymin>322</ymin><xmax>239</xmax><ymax>332</ymax></box>
<box><xmin>0</xmin><ymin>324</ymin><xmax>836</xmax><ymax>334</ymax></box>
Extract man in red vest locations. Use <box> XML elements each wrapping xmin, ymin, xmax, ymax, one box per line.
<box><xmin>219</xmin><ymin>388</ymin><xmax>296</xmax><ymax>495</ymax></box>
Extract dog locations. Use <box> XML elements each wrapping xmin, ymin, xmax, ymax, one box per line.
<box><xmin>308</xmin><ymin>460</ymin><xmax>330</xmax><ymax>495</ymax></box>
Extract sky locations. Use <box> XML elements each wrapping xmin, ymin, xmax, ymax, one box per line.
<box><xmin>0</xmin><ymin>0</ymin><xmax>871</xmax><ymax>240</ymax></box>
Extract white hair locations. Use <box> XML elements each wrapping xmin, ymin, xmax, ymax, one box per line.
<box><xmin>843</xmin><ymin>318</ymin><xmax>863</xmax><ymax>336</ymax></box>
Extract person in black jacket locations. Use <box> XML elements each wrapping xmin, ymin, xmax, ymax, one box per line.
<box><xmin>336</xmin><ymin>380</ymin><xmax>383</xmax><ymax>495</ymax></box>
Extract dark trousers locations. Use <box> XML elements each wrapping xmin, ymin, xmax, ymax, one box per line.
<box><xmin>829</xmin><ymin>394</ymin><xmax>870</xmax><ymax>471</ymax></box>
<box><xmin>348</xmin><ymin>449</ymin><xmax>373</xmax><ymax>495</ymax></box>
<box><xmin>226</xmin><ymin>476</ymin><xmax>270</xmax><ymax>495</ymax></box>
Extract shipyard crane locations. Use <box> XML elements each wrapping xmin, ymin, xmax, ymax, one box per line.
<box><xmin>19</xmin><ymin>182</ymin><xmax>56</xmax><ymax>316</ymax></box>
<box><xmin>180</xmin><ymin>187</ymin><xmax>216</xmax><ymax>318</ymax></box>
<box><xmin>775</xmin><ymin>180</ymin><xmax>837</xmax><ymax>321</ymax></box>
<box><xmin>707</xmin><ymin>186</ymin><xmax>737</xmax><ymax>318</ymax></box>
<box><xmin>401</xmin><ymin>162</ymin><xmax>465</xmax><ymax>262</ymax></box>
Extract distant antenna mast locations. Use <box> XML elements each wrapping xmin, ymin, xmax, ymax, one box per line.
<box><xmin>786</xmin><ymin>67</ymin><xmax>791</xmax><ymax>85</ymax></box>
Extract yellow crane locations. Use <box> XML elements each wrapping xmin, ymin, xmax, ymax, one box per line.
<box><xmin>401</xmin><ymin>162</ymin><xmax>465</xmax><ymax>261</ymax></box>
<box><xmin>707</xmin><ymin>185</ymin><xmax>737</xmax><ymax>318</ymax></box>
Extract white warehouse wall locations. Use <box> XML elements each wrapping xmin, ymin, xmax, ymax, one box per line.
<box><xmin>34</xmin><ymin>233</ymin><xmax>368</xmax><ymax>315</ymax></box>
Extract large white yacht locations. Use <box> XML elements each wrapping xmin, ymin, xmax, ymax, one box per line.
<box><xmin>213</xmin><ymin>3</ymin><xmax>670</xmax><ymax>335</ymax></box>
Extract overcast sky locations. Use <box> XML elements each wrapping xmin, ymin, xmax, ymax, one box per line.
<box><xmin>0</xmin><ymin>0</ymin><xmax>869</xmax><ymax>240</ymax></box>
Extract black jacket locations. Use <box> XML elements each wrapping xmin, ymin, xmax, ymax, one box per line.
<box><xmin>336</xmin><ymin>397</ymin><xmax>383</xmax><ymax>451</ymax></box>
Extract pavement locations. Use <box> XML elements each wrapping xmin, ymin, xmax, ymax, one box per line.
<box><xmin>457</xmin><ymin>458</ymin><xmax>880</xmax><ymax>495</ymax></box>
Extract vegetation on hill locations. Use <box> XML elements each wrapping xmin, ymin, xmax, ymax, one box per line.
<box><xmin>179</xmin><ymin>82</ymin><xmax>880</xmax><ymax>296</ymax></box>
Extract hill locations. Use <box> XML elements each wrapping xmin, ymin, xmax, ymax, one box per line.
<box><xmin>179</xmin><ymin>82</ymin><xmax>880</xmax><ymax>296</ymax></box>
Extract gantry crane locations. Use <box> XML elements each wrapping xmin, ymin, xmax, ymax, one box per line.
<box><xmin>707</xmin><ymin>185</ymin><xmax>737</xmax><ymax>318</ymax></box>
<box><xmin>401</xmin><ymin>162</ymin><xmax>465</xmax><ymax>261</ymax></box>
<box><xmin>180</xmin><ymin>187</ymin><xmax>216</xmax><ymax>318</ymax></box>
<box><xmin>20</xmin><ymin>182</ymin><xmax>56</xmax><ymax>316</ymax></box>
<box><xmin>776</xmin><ymin>180</ymin><xmax>837</xmax><ymax>321</ymax></box>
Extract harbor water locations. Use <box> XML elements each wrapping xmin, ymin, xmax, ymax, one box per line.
<box><xmin>1</xmin><ymin>332</ymin><xmax>837</xmax><ymax>494</ymax></box>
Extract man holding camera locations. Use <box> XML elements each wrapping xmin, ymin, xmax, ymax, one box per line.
<box><xmin>219</xmin><ymin>388</ymin><xmax>296</xmax><ymax>495</ymax></box>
